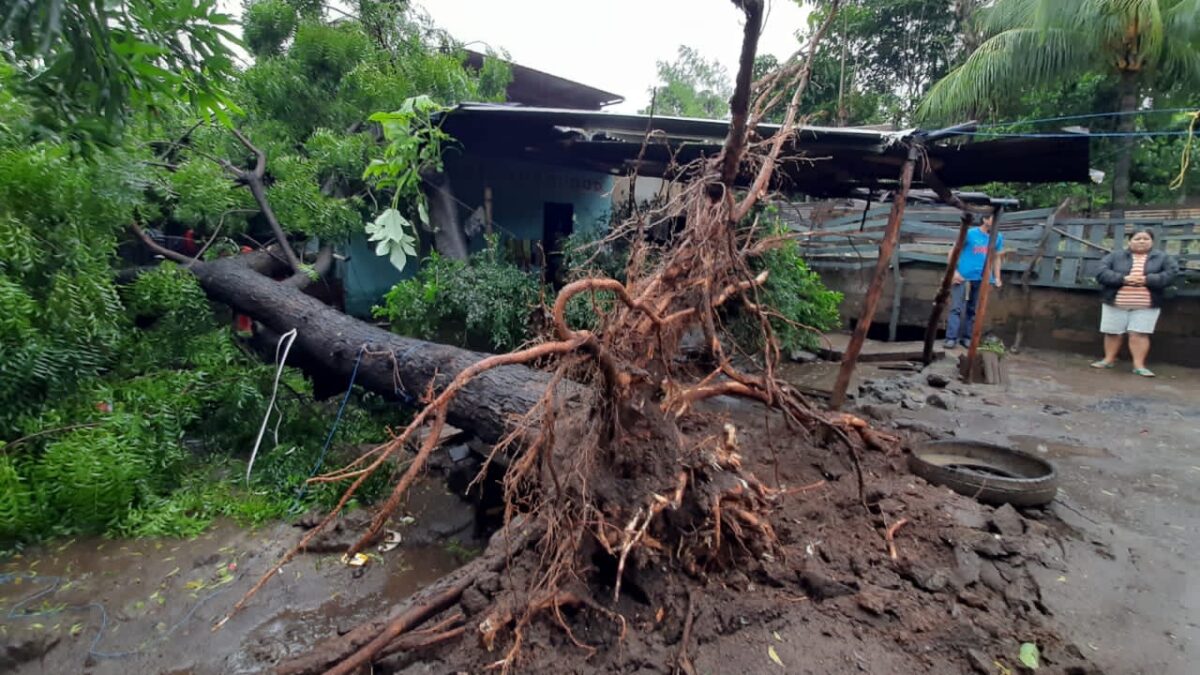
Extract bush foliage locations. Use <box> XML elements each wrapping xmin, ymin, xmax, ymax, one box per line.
<box><xmin>375</xmin><ymin>238</ymin><xmax>542</xmax><ymax>351</ymax></box>
<box><xmin>0</xmin><ymin>1</ymin><xmax>509</xmax><ymax>546</ymax></box>
<box><xmin>375</xmin><ymin>224</ymin><xmax>842</xmax><ymax>356</ymax></box>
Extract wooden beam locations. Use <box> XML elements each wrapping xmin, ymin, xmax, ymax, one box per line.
<box><xmin>964</xmin><ymin>206</ymin><xmax>1004</xmax><ymax>383</ymax></box>
<box><xmin>920</xmin><ymin>166</ymin><xmax>991</xmax><ymax>215</ymax></box>
<box><xmin>830</xmin><ymin>146</ymin><xmax>918</xmax><ymax>408</ymax></box>
<box><xmin>1012</xmin><ymin>199</ymin><xmax>1071</xmax><ymax>353</ymax></box>
<box><xmin>922</xmin><ymin>212</ymin><xmax>972</xmax><ymax>364</ymax></box>
<box><xmin>1051</xmin><ymin>225</ymin><xmax>1111</xmax><ymax>253</ymax></box>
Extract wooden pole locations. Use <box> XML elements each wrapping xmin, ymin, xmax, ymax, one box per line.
<box><xmin>922</xmin><ymin>212</ymin><xmax>972</xmax><ymax>364</ymax></box>
<box><xmin>964</xmin><ymin>206</ymin><xmax>1004</xmax><ymax>383</ymax></box>
<box><xmin>830</xmin><ymin>146</ymin><xmax>919</xmax><ymax>408</ymax></box>
<box><xmin>1012</xmin><ymin>198</ymin><xmax>1071</xmax><ymax>353</ymax></box>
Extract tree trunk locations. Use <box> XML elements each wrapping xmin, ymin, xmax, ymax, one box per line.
<box><xmin>191</xmin><ymin>256</ymin><xmax>579</xmax><ymax>443</ymax></box>
<box><xmin>422</xmin><ymin>170</ymin><xmax>470</xmax><ymax>260</ymax></box>
<box><xmin>1111</xmin><ymin>70</ymin><xmax>1139</xmax><ymax>217</ymax></box>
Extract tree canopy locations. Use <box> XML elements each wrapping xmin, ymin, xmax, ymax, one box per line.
<box><xmin>0</xmin><ymin>0</ymin><xmax>241</xmax><ymax>146</ymax></box>
<box><xmin>642</xmin><ymin>45</ymin><xmax>733</xmax><ymax>118</ymax></box>
<box><xmin>0</xmin><ymin>0</ymin><xmax>510</xmax><ymax>541</ymax></box>
<box><xmin>919</xmin><ymin>0</ymin><xmax>1200</xmax><ymax>208</ymax></box>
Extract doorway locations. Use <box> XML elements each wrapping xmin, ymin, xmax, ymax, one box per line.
<box><xmin>542</xmin><ymin>202</ymin><xmax>574</xmax><ymax>288</ymax></box>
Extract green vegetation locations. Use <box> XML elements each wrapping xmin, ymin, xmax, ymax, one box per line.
<box><xmin>919</xmin><ymin>0</ymin><xmax>1200</xmax><ymax>208</ymax></box>
<box><xmin>0</xmin><ymin>0</ymin><xmax>240</xmax><ymax>146</ymax></box>
<box><xmin>0</xmin><ymin>265</ymin><xmax>400</xmax><ymax>543</ymax></box>
<box><xmin>375</xmin><ymin>237</ymin><xmax>542</xmax><ymax>351</ymax></box>
<box><xmin>363</xmin><ymin>96</ymin><xmax>454</xmax><ymax>272</ymax></box>
<box><xmin>642</xmin><ymin>46</ymin><xmax>733</xmax><ymax>118</ymax></box>
<box><xmin>747</xmin><ymin>233</ymin><xmax>843</xmax><ymax>353</ymax></box>
<box><xmin>374</xmin><ymin>219</ymin><xmax>842</xmax><ymax>357</ymax></box>
<box><xmin>0</xmin><ymin>1</ymin><xmax>507</xmax><ymax>545</ymax></box>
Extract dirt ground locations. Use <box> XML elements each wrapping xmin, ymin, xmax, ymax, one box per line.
<box><xmin>856</xmin><ymin>349</ymin><xmax>1200</xmax><ymax>675</ymax></box>
<box><xmin>2</xmin><ymin>348</ymin><xmax>1196</xmax><ymax>674</ymax></box>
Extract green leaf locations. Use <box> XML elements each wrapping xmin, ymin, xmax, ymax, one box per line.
<box><xmin>1019</xmin><ymin>642</ymin><xmax>1040</xmax><ymax>669</ymax></box>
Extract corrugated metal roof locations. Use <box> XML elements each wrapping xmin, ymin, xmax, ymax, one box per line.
<box><xmin>449</xmin><ymin>103</ymin><xmax>912</xmax><ymax>146</ymax></box>
<box><xmin>438</xmin><ymin>103</ymin><xmax>1091</xmax><ymax>198</ymax></box>
<box><xmin>462</xmin><ymin>53</ymin><xmax>624</xmax><ymax>110</ymax></box>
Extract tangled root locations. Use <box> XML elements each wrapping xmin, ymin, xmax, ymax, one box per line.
<box><xmin>247</xmin><ymin>3</ymin><xmax>871</xmax><ymax>673</ymax></box>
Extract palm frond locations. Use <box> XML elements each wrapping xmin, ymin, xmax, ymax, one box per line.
<box><xmin>918</xmin><ymin>27</ymin><xmax>1101</xmax><ymax>123</ymax></box>
<box><xmin>1159</xmin><ymin>40</ymin><xmax>1200</xmax><ymax>89</ymax></box>
<box><xmin>1164</xmin><ymin>0</ymin><xmax>1200</xmax><ymax>40</ymax></box>
<box><xmin>979</xmin><ymin>0</ymin><xmax>1040</xmax><ymax>37</ymax></box>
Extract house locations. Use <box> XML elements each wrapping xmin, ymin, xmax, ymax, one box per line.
<box><xmin>338</xmin><ymin>68</ymin><xmax>1091</xmax><ymax>317</ymax></box>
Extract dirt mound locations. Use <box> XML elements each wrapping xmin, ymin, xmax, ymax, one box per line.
<box><xmin>362</xmin><ymin>402</ymin><xmax>1094</xmax><ymax>675</ymax></box>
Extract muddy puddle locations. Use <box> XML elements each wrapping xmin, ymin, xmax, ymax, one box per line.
<box><xmin>0</xmin><ymin>476</ymin><xmax>482</xmax><ymax>674</ymax></box>
<box><xmin>776</xmin><ymin>360</ymin><xmax>896</xmax><ymax>396</ymax></box>
<box><xmin>1008</xmin><ymin>434</ymin><xmax>1114</xmax><ymax>459</ymax></box>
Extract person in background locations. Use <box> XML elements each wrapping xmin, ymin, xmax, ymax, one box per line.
<box><xmin>944</xmin><ymin>214</ymin><xmax>1004</xmax><ymax>349</ymax></box>
<box><xmin>1091</xmin><ymin>229</ymin><xmax>1178</xmax><ymax>377</ymax></box>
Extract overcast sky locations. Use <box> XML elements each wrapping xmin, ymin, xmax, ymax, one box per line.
<box><xmin>417</xmin><ymin>0</ymin><xmax>812</xmax><ymax>112</ymax></box>
<box><xmin>217</xmin><ymin>1</ymin><xmax>812</xmax><ymax>113</ymax></box>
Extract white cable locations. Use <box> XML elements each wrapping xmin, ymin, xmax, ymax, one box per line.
<box><xmin>246</xmin><ymin>328</ymin><xmax>298</xmax><ymax>485</ymax></box>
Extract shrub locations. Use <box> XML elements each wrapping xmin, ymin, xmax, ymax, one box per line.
<box><xmin>375</xmin><ymin>237</ymin><xmax>541</xmax><ymax>351</ymax></box>
<box><xmin>0</xmin><ymin>266</ymin><xmax>399</xmax><ymax>545</ymax></box>
<box><xmin>752</xmin><ymin>236</ymin><xmax>843</xmax><ymax>352</ymax></box>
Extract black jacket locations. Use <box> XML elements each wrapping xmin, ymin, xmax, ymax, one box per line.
<box><xmin>1096</xmin><ymin>248</ymin><xmax>1179</xmax><ymax>308</ymax></box>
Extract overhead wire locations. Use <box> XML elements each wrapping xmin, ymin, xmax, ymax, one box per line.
<box><xmin>975</xmin><ymin>106</ymin><xmax>1200</xmax><ymax>129</ymax></box>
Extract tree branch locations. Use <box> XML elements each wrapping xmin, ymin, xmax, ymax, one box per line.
<box><xmin>223</xmin><ymin>128</ymin><xmax>302</xmax><ymax>273</ymax></box>
<box><xmin>734</xmin><ymin>0</ymin><xmax>841</xmax><ymax>222</ymax></box>
<box><xmin>718</xmin><ymin>0</ymin><xmax>765</xmax><ymax>191</ymax></box>
<box><xmin>244</xmin><ymin>177</ymin><xmax>303</xmax><ymax>273</ymax></box>
<box><xmin>231</xmin><ymin>127</ymin><xmax>266</xmax><ymax>179</ymax></box>
<box><xmin>130</xmin><ymin>222</ymin><xmax>196</xmax><ymax>267</ymax></box>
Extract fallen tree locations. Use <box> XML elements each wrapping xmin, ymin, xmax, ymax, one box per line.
<box><xmin>130</xmin><ymin>243</ymin><xmax>576</xmax><ymax>445</ymax></box>
<box><xmin>137</xmin><ymin>4</ymin><xmax>890</xmax><ymax>673</ymax></box>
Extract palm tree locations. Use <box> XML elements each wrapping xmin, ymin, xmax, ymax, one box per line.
<box><xmin>917</xmin><ymin>0</ymin><xmax>1200</xmax><ymax>212</ymax></box>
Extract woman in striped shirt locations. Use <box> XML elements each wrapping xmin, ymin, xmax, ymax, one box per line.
<box><xmin>1092</xmin><ymin>230</ymin><xmax>1179</xmax><ymax>376</ymax></box>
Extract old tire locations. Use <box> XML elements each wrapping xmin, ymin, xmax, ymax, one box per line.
<box><xmin>908</xmin><ymin>440</ymin><xmax>1059</xmax><ymax>507</ymax></box>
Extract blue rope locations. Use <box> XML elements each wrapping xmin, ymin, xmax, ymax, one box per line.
<box><xmin>976</xmin><ymin>106</ymin><xmax>1199</xmax><ymax>129</ymax></box>
<box><xmin>289</xmin><ymin>344</ymin><xmax>367</xmax><ymax>511</ymax></box>
<box><xmin>285</xmin><ymin>341</ymin><xmax>424</xmax><ymax>513</ymax></box>
<box><xmin>1</xmin><ymin>572</ymin><xmax>231</xmax><ymax>660</ymax></box>
<box><xmin>962</xmin><ymin>129</ymin><xmax>1192</xmax><ymax>139</ymax></box>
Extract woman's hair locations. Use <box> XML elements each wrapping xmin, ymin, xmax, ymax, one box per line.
<box><xmin>1130</xmin><ymin>228</ymin><xmax>1155</xmax><ymax>242</ymax></box>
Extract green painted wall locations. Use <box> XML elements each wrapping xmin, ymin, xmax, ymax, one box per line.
<box><xmin>339</xmin><ymin>155</ymin><xmax>615</xmax><ymax>318</ymax></box>
<box><xmin>446</xmin><ymin>154</ymin><xmax>614</xmax><ymax>246</ymax></box>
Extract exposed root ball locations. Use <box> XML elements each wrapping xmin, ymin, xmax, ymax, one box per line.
<box><xmin>244</xmin><ymin>2</ymin><xmax>870</xmax><ymax>673</ymax></box>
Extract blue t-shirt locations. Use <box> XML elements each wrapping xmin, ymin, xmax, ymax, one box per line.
<box><xmin>956</xmin><ymin>227</ymin><xmax>1004</xmax><ymax>282</ymax></box>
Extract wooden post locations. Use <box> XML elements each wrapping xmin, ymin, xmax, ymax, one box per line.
<box><xmin>1012</xmin><ymin>199</ymin><xmax>1070</xmax><ymax>353</ymax></box>
<box><xmin>922</xmin><ymin>212</ymin><xmax>972</xmax><ymax>364</ymax></box>
<box><xmin>830</xmin><ymin>146</ymin><xmax>918</xmax><ymax>409</ymax></box>
<box><xmin>964</xmin><ymin>206</ymin><xmax>1004</xmax><ymax>383</ymax></box>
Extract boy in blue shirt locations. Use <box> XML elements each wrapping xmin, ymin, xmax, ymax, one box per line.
<box><xmin>945</xmin><ymin>214</ymin><xmax>1004</xmax><ymax>348</ymax></box>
